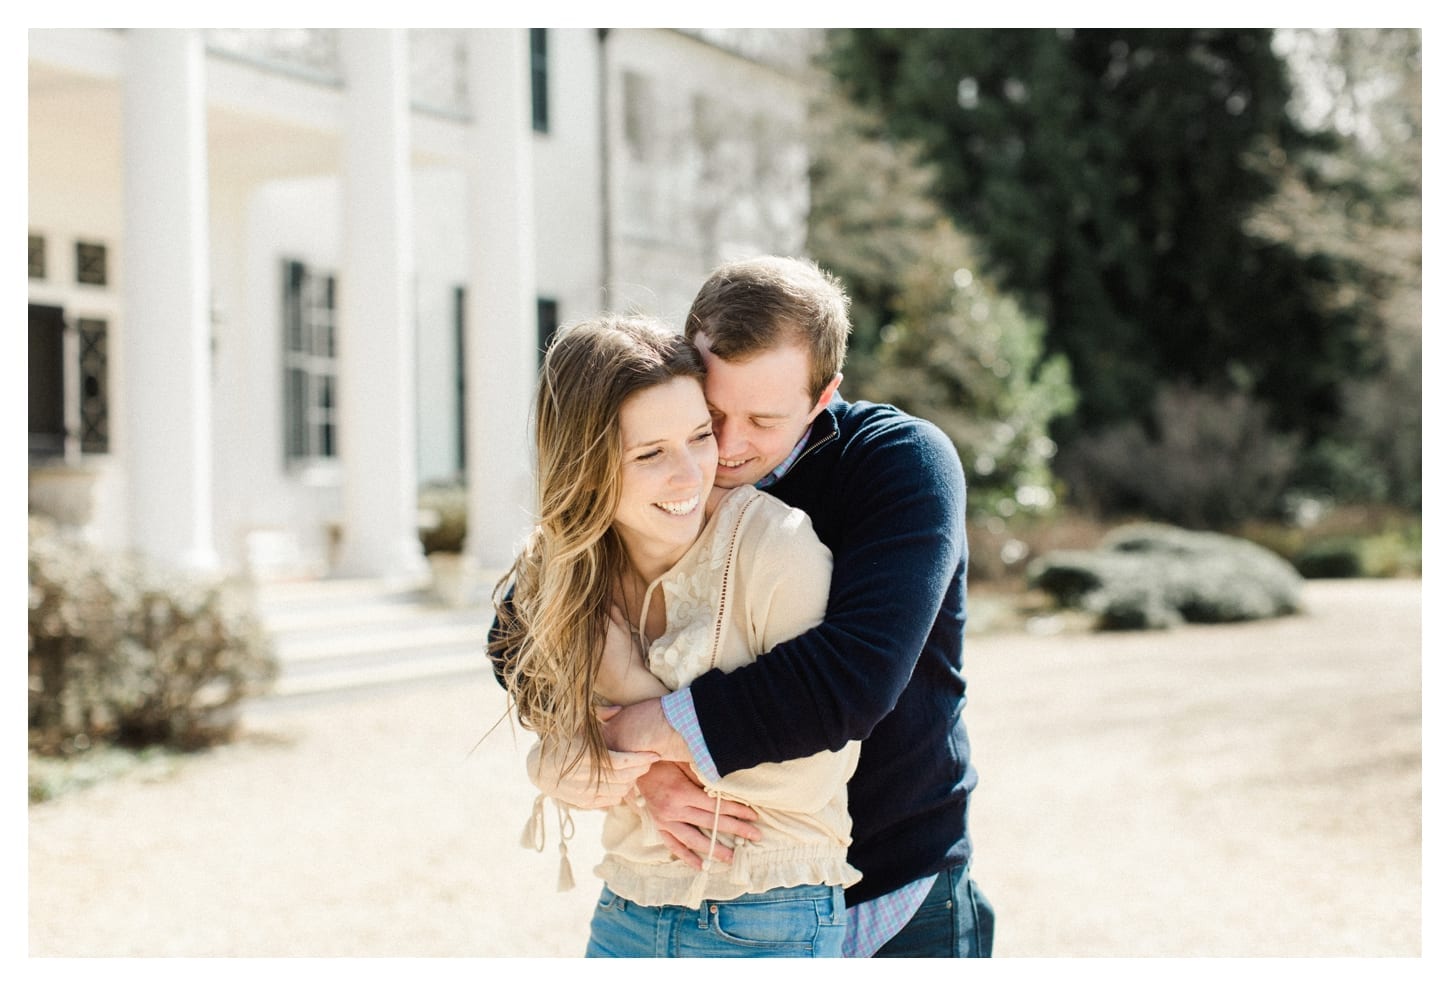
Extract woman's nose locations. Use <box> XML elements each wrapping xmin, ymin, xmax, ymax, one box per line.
<box><xmin>670</xmin><ymin>447</ymin><xmax>702</xmax><ymax>485</ymax></box>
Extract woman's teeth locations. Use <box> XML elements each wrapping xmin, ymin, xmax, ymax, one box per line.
<box><xmin>655</xmin><ymin>495</ymin><xmax>699</xmax><ymax>516</ymax></box>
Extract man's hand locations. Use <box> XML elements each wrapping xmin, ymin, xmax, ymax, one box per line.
<box><xmin>635</xmin><ymin>761</ymin><xmax>762</xmax><ymax>869</ymax></box>
<box><xmin>526</xmin><ymin>738</ymin><xmax>658</xmax><ymax>811</ymax></box>
<box><xmin>597</xmin><ymin>698</ymin><xmax>691</xmax><ymax>763</ymax></box>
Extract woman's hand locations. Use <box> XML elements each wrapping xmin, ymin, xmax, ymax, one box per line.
<box><xmin>526</xmin><ymin>737</ymin><xmax>658</xmax><ymax>810</ymax></box>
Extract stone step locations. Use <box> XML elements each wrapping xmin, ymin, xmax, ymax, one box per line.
<box><xmin>266</xmin><ymin>646</ymin><xmax>492</xmax><ymax>699</ymax></box>
<box><xmin>249</xmin><ymin>576</ymin><xmax>499</xmax><ymax>701</ymax></box>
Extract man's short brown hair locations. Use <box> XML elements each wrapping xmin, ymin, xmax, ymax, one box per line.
<box><xmin>685</xmin><ymin>256</ymin><xmax>851</xmax><ymax>401</ymax></box>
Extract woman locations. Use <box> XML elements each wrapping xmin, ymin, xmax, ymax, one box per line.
<box><xmin>493</xmin><ymin>315</ymin><xmax>860</xmax><ymax>958</ymax></box>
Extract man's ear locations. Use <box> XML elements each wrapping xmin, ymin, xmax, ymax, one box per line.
<box><xmin>808</xmin><ymin>372</ymin><xmax>844</xmax><ymax>420</ymax></box>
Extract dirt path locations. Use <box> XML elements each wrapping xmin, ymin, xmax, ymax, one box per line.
<box><xmin>27</xmin><ymin>579</ymin><xmax>1422</xmax><ymax>957</ymax></box>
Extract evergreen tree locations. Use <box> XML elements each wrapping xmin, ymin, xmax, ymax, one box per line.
<box><xmin>825</xmin><ymin>28</ymin><xmax>1367</xmax><ymax>450</ymax></box>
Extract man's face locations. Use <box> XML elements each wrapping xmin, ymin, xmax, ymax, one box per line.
<box><xmin>693</xmin><ymin>334</ymin><xmax>840</xmax><ymax>490</ymax></box>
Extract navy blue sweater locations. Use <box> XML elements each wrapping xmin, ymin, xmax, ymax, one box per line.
<box><xmin>690</xmin><ymin>396</ymin><xmax>976</xmax><ymax>907</ymax></box>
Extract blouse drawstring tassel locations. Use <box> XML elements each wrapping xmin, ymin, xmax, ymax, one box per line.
<box><xmin>684</xmin><ymin>790</ymin><xmax>728</xmax><ymax>908</ymax></box>
<box><xmin>521</xmin><ymin>792</ymin><xmax>546</xmax><ymax>850</ymax></box>
<box><xmin>522</xmin><ymin>793</ymin><xmax>577</xmax><ymax>893</ymax></box>
<box><xmin>555</xmin><ymin>800</ymin><xmax>576</xmax><ymax>892</ymax></box>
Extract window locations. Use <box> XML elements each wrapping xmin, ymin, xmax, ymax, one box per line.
<box><xmin>282</xmin><ymin>259</ymin><xmax>338</xmax><ymax>464</ymax></box>
<box><xmin>76</xmin><ymin>318</ymin><xmax>111</xmax><ymax>454</ymax></box>
<box><xmin>28</xmin><ymin>305</ymin><xmax>109</xmax><ymax>459</ymax></box>
<box><xmin>536</xmin><ymin>297</ymin><xmax>559</xmax><ymax>365</ymax></box>
<box><xmin>29</xmin><ymin>233</ymin><xmax>46</xmax><ymax>280</ymax></box>
<box><xmin>529</xmin><ymin>28</ymin><xmax>549</xmax><ymax>134</ymax></box>
<box><xmin>75</xmin><ymin>240</ymin><xmax>108</xmax><ymax>286</ymax></box>
<box><xmin>28</xmin><ymin>305</ymin><xmax>66</xmax><ymax>457</ymax></box>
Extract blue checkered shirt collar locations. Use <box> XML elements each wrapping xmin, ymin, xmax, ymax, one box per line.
<box><xmin>755</xmin><ymin>427</ymin><xmax>814</xmax><ymax>489</ymax></box>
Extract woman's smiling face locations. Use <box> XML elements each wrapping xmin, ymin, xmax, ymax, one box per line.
<box><xmin>612</xmin><ymin>376</ymin><xmax>718</xmax><ymax>576</ymax></box>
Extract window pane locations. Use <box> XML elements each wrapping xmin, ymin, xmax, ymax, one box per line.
<box><xmin>75</xmin><ymin>241</ymin><xmax>108</xmax><ymax>286</ymax></box>
<box><xmin>28</xmin><ymin>305</ymin><xmax>66</xmax><ymax>456</ymax></box>
<box><xmin>284</xmin><ymin>260</ymin><xmax>306</xmax><ymax>353</ymax></box>
<box><xmin>286</xmin><ymin>367</ymin><xmax>308</xmax><ymax>457</ymax></box>
<box><xmin>530</xmin><ymin>28</ymin><xmax>549</xmax><ymax>133</ymax></box>
<box><xmin>76</xmin><ymin>318</ymin><xmax>110</xmax><ymax>454</ymax></box>
<box><xmin>317</xmin><ymin>374</ymin><xmax>335</xmax><ymax>457</ymax></box>
<box><xmin>282</xmin><ymin>259</ymin><xmax>339</xmax><ymax>463</ymax></box>
<box><xmin>29</xmin><ymin>233</ymin><xmax>46</xmax><ymax>280</ymax></box>
<box><xmin>319</xmin><ymin>276</ymin><xmax>336</xmax><ymax>357</ymax></box>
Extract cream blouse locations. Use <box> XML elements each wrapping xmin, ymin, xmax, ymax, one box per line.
<box><xmin>592</xmin><ymin>486</ymin><xmax>862</xmax><ymax>907</ymax></box>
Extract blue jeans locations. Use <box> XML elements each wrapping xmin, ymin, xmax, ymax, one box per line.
<box><xmin>872</xmin><ymin>865</ymin><xmax>994</xmax><ymax>957</ymax></box>
<box><xmin>585</xmin><ymin>883</ymin><xmax>848</xmax><ymax>958</ymax></box>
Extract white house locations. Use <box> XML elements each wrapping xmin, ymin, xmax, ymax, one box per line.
<box><xmin>28</xmin><ymin>27</ymin><xmax>819</xmax><ymax>584</ymax></box>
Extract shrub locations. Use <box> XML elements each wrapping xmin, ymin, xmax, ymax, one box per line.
<box><xmin>1233</xmin><ymin>504</ymin><xmax>1421</xmax><ymax>579</ymax></box>
<box><xmin>1059</xmin><ymin>384</ymin><xmax>1300</xmax><ymax>529</ymax></box>
<box><xmin>418</xmin><ymin>479</ymin><xmax>468</xmax><ymax>555</ymax></box>
<box><xmin>1027</xmin><ymin>522</ymin><xmax>1303</xmax><ymax>630</ymax></box>
<box><xmin>28</xmin><ymin>516</ymin><xmax>278</xmax><ymax>755</ymax></box>
<box><xmin>1293</xmin><ymin>538</ymin><xmax>1365</xmax><ymax>578</ymax></box>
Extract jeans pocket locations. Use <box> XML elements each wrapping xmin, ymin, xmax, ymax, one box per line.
<box><xmin>710</xmin><ymin>897</ymin><xmax>821</xmax><ymax>951</ymax></box>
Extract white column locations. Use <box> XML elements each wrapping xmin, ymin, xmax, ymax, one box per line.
<box><xmin>121</xmin><ymin>28</ymin><xmax>218</xmax><ymax>573</ymax></box>
<box><xmin>333</xmin><ymin>29</ymin><xmax>428</xmax><ymax>581</ymax></box>
<box><xmin>464</xmin><ymin>29</ymin><xmax>538</xmax><ymax>573</ymax></box>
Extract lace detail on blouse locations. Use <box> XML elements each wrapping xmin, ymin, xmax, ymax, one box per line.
<box><xmin>643</xmin><ymin>489</ymin><xmax>758</xmax><ymax>690</ymax></box>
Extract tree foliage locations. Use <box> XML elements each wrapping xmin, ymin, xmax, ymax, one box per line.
<box><xmin>806</xmin><ymin>92</ymin><xmax>1077</xmax><ymax>525</ymax></box>
<box><xmin>824</xmin><ymin>28</ymin><xmax>1371</xmax><ymax>454</ymax></box>
<box><xmin>1248</xmin><ymin>29</ymin><xmax>1421</xmax><ymax>508</ymax></box>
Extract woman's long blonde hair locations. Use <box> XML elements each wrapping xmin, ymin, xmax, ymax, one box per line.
<box><xmin>494</xmin><ymin>315</ymin><xmax>706</xmax><ymax>783</ymax></box>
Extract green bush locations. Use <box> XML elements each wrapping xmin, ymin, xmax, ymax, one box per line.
<box><xmin>1293</xmin><ymin>538</ymin><xmax>1365</xmax><ymax>578</ymax></box>
<box><xmin>1234</xmin><ymin>506</ymin><xmax>1421</xmax><ymax>579</ymax></box>
<box><xmin>1027</xmin><ymin>523</ymin><xmax>1303</xmax><ymax>630</ymax></box>
<box><xmin>28</xmin><ymin>516</ymin><xmax>278</xmax><ymax>755</ymax></box>
<box><xmin>1358</xmin><ymin>525</ymin><xmax>1422</xmax><ymax>578</ymax></box>
<box><xmin>418</xmin><ymin>480</ymin><xmax>468</xmax><ymax>555</ymax></box>
<box><xmin>1291</xmin><ymin>529</ymin><xmax>1421</xmax><ymax>580</ymax></box>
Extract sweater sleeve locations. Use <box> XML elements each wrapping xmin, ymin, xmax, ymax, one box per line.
<box><xmin>701</xmin><ymin>494</ymin><xmax>854</xmax><ymax>812</ymax></box>
<box><xmin>689</xmin><ymin>414</ymin><xmax>968</xmax><ymax>775</ymax></box>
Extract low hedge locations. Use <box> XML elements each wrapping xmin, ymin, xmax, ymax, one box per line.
<box><xmin>28</xmin><ymin>516</ymin><xmax>279</xmax><ymax>755</ymax></box>
<box><xmin>1026</xmin><ymin>523</ymin><xmax>1304</xmax><ymax>630</ymax></box>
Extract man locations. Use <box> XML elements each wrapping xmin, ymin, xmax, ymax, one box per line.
<box><xmin>507</xmin><ymin>256</ymin><xmax>992</xmax><ymax>957</ymax></box>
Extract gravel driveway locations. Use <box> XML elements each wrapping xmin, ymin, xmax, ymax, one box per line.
<box><xmin>27</xmin><ymin>579</ymin><xmax>1422</xmax><ymax>958</ymax></box>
